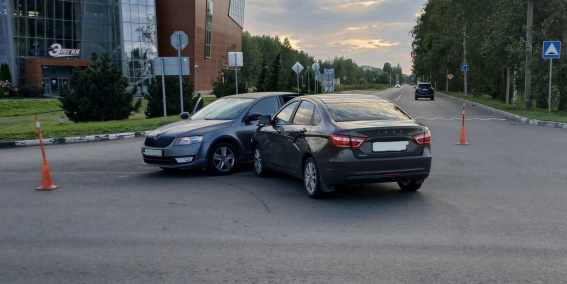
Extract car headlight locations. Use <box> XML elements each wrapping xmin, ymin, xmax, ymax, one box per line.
<box><xmin>175</xmin><ymin>136</ymin><xmax>203</xmax><ymax>145</ymax></box>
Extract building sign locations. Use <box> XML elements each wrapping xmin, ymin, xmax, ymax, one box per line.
<box><xmin>49</xmin><ymin>43</ymin><xmax>80</xmax><ymax>58</ymax></box>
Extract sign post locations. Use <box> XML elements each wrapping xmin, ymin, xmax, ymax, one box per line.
<box><xmin>228</xmin><ymin>52</ymin><xmax>244</xmax><ymax>95</ymax></box>
<box><xmin>312</xmin><ymin>63</ymin><xmax>320</xmax><ymax>94</ymax></box>
<box><xmin>461</xmin><ymin>63</ymin><xmax>469</xmax><ymax>96</ymax></box>
<box><xmin>292</xmin><ymin>62</ymin><xmax>304</xmax><ymax>93</ymax></box>
<box><xmin>543</xmin><ymin>41</ymin><xmax>561</xmax><ymax>114</ymax></box>
<box><xmin>154</xmin><ymin>57</ymin><xmax>190</xmax><ymax>122</ymax></box>
<box><xmin>171</xmin><ymin>31</ymin><xmax>189</xmax><ymax>113</ymax></box>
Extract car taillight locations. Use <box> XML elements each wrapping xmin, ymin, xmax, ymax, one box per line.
<box><xmin>329</xmin><ymin>134</ymin><xmax>367</xmax><ymax>148</ymax></box>
<box><xmin>412</xmin><ymin>128</ymin><xmax>431</xmax><ymax>145</ymax></box>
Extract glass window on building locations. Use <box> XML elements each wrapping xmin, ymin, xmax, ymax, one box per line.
<box><xmin>205</xmin><ymin>0</ymin><xmax>213</xmax><ymax>58</ymax></box>
<box><xmin>229</xmin><ymin>0</ymin><xmax>245</xmax><ymax>28</ymax></box>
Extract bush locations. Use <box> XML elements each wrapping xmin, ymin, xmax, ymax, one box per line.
<box><xmin>144</xmin><ymin>76</ymin><xmax>197</xmax><ymax>118</ymax></box>
<box><xmin>0</xmin><ymin>63</ymin><xmax>11</xmax><ymax>82</ymax></box>
<box><xmin>59</xmin><ymin>53</ymin><xmax>138</xmax><ymax>122</ymax></box>
<box><xmin>19</xmin><ymin>85</ymin><xmax>43</xmax><ymax>98</ymax></box>
<box><xmin>0</xmin><ymin>80</ymin><xmax>19</xmax><ymax>97</ymax></box>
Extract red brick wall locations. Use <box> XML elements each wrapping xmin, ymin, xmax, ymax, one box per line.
<box><xmin>156</xmin><ymin>0</ymin><xmax>243</xmax><ymax>93</ymax></box>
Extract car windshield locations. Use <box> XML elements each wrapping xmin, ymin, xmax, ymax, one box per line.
<box><xmin>326</xmin><ymin>102</ymin><xmax>412</xmax><ymax>122</ymax></box>
<box><xmin>191</xmin><ymin>98</ymin><xmax>255</xmax><ymax>120</ymax></box>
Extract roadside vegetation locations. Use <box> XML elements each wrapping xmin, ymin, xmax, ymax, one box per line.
<box><xmin>411</xmin><ymin>0</ymin><xmax>567</xmax><ymax>113</ymax></box>
<box><xmin>0</xmin><ymin>97</ymin><xmax>216</xmax><ymax>142</ymax></box>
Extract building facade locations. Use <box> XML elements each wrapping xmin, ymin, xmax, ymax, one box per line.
<box><xmin>156</xmin><ymin>0</ymin><xmax>244</xmax><ymax>92</ymax></box>
<box><xmin>0</xmin><ymin>0</ymin><xmax>244</xmax><ymax>94</ymax></box>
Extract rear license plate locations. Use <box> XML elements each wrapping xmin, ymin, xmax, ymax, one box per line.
<box><xmin>372</xmin><ymin>141</ymin><xmax>408</xmax><ymax>152</ymax></box>
<box><xmin>144</xmin><ymin>149</ymin><xmax>163</xmax><ymax>157</ymax></box>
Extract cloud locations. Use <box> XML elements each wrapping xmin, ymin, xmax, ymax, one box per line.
<box><xmin>329</xmin><ymin>38</ymin><xmax>399</xmax><ymax>50</ymax></box>
<box><xmin>244</xmin><ymin>0</ymin><xmax>429</xmax><ymax>73</ymax></box>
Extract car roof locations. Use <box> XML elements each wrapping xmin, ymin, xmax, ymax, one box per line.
<box><xmin>219</xmin><ymin>92</ymin><xmax>300</xmax><ymax>99</ymax></box>
<box><xmin>304</xmin><ymin>94</ymin><xmax>392</xmax><ymax>104</ymax></box>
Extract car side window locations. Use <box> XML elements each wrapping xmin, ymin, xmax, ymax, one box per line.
<box><xmin>275</xmin><ymin>101</ymin><xmax>299</xmax><ymax>125</ymax></box>
<box><xmin>312</xmin><ymin>108</ymin><xmax>321</xmax><ymax>125</ymax></box>
<box><xmin>248</xmin><ymin>97</ymin><xmax>279</xmax><ymax>116</ymax></box>
<box><xmin>291</xmin><ymin>101</ymin><xmax>315</xmax><ymax>125</ymax></box>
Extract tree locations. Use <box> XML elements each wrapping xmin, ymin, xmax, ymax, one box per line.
<box><xmin>144</xmin><ymin>76</ymin><xmax>196</xmax><ymax>118</ymax></box>
<box><xmin>59</xmin><ymin>53</ymin><xmax>138</xmax><ymax>122</ymax></box>
<box><xmin>0</xmin><ymin>63</ymin><xmax>11</xmax><ymax>82</ymax></box>
<box><xmin>254</xmin><ymin>58</ymin><xmax>269</xmax><ymax>92</ymax></box>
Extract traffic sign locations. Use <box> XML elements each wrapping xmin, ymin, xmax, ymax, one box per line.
<box><xmin>171</xmin><ymin>31</ymin><xmax>188</xmax><ymax>50</ymax></box>
<box><xmin>543</xmin><ymin>41</ymin><xmax>561</xmax><ymax>59</ymax></box>
<box><xmin>461</xmin><ymin>63</ymin><xmax>470</xmax><ymax>72</ymax></box>
<box><xmin>292</xmin><ymin>62</ymin><xmax>304</xmax><ymax>74</ymax></box>
<box><xmin>448</xmin><ymin>73</ymin><xmax>454</xmax><ymax>80</ymax></box>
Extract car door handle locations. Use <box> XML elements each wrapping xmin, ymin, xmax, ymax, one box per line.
<box><xmin>300</xmin><ymin>128</ymin><xmax>307</xmax><ymax>133</ymax></box>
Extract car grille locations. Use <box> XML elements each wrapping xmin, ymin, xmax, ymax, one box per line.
<box><xmin>144</xmin><ymin>136</ymin><xmax>175</xmax><ymax>147</ymax></box>
<box><xmin>143</xmin><ymin>156</ymin><xmax>178</xmax><ymax>165</ymax></box>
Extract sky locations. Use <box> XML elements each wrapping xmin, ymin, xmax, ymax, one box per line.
<box><xmin>243</xmin><ymin>0</ymin><xmax>429</xmax><ymax>75</ymax></box>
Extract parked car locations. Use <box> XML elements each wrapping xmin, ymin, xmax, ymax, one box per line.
<box><xmin>141</xmin><ymin>92</ymin><xmax>301</xmax><ymax>175</ymax></box>
<box><xmin>415</xmin><ymin>82</ymin><xmax>434</xmax><ymax>100</ymax></box>
<box><xmin>252</xmin><ymin>94</ymin><xmax>432</xmax><ymax>198</ymax></box>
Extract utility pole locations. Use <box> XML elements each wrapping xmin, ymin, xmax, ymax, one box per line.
<box><xmin>525</xmin><ymin>0</ymin><xmax>533</xmax><ymax>109</ymax></box>
<box><xmin>463</xmin><ymin>21</ymin><xmax>468</xmax><ymax>97</ymax></box>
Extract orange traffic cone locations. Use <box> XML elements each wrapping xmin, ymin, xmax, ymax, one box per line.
<box><xmin>457</xmin><ymin>99</ymin><xmax>469</xmax><ymax>145</ymax></box>
<box><xmin>35</xmin><ymin>114</ymin><xmax>58</xmax><ymax>190</ymax></box>
<box><xmin>457</xmin><ymin>124</ymin><xmax>469</xmax><ymax>145</ymax></box>
<box><xmin>37</xmin><ymin>158</ymin><xmax>58</xmax><ymax>190</ymax></box>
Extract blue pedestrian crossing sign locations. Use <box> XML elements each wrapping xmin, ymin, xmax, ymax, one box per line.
<box><xmin>543</xmin><ymin>41</ymin><xmax>561</xmax><ymax>59</ymax></box>
<box><xmin>461</xmin><ymin>63</ymin><xmax>470</xmax><ymax>72</ymax></box>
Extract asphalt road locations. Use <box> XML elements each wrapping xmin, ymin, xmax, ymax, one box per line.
<box><xmin>1</xmin><ymin>87</ymin><xmax>566</xmax><ymax>283</ymax></box>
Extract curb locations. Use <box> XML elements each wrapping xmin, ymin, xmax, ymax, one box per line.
<box><xmin>0</xmin><ymin>131</ymin><xmax>148</xmax><ymax>149</ymax></box>
<box><xmin>438</xmin><ymin>93</ymin><xmax>567</xmax><ymax>129</ymax></box>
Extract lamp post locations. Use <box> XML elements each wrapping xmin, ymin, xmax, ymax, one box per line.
<box><xmin>194</xmin><ymin>64</ymin><xmax>199</xmax><ymax>96</ymax></box>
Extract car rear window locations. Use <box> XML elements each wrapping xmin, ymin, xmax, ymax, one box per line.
<box><xmin>418</xmin><ymin>84</ymin><xmax>431</xmax><ymax>88</ymax></box>
<box><xmin>325</xmin><ymin>102</ymin><xmax>412</xmax><ymax>122</ymax></box>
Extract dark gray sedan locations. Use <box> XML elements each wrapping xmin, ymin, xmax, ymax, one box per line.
<box><xmin>141</xmin><ymin>92</ymin><xmax>300</xmax><ymax>175</ymax></box>
<box><xmin>252</xmin><ymin>94</ymin><xmax>432</xmax><ymax>198</ymax></box>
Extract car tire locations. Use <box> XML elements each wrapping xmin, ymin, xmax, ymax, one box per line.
<box><xmin>207</xmin><ymin>142</ymin><xmax>238</xmax><ymax>175</ymax></box>
<box><xmin>415</xmin><ymin>95</ymin><xmax>418</xmax><ymax>100</ymax></box>
<box><xmin>397</xmin><ymin>180</ymin><xmax>422</xmax><ymax>191</ymax></box>
<box><xmin>253</xmin><ymin>145</ymin><xmax>269</xmax><ymax>177</ymax></box>
<box><xmin>303</xmin><ymin>157</ymin><xmax>324</xmax><ymax>199</ymax></box>
<box><xmin>431</xmin><ymin>96</ymin><xmax>434</xmax><ymax>100</ymax></box>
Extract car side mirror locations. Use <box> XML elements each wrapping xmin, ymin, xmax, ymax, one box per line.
<box><xmin>245</xmin><ymin>113</ymin><xmax>262</xmax><ymax>122</ymax></box>
<box><xmin>180</xmin><ymin>112</ymin><xmax>189</xmax><ymax>119</ymax></box>
<box><xmin>258</xmin><ymin>115</ymin><xmax>272</xmax><ymax>127</ymax></box>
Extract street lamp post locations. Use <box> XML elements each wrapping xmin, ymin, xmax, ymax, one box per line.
<box><xmin>194</xmin><ymin>64</ymin><xmax>199</xmax><ymax>97</ymax></box>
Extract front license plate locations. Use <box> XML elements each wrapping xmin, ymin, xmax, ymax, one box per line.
<box><xmin>372</xmin><ymin>141</ymin><xmax>408</xmax><ymax>152</ymax></box>
<box><xmin>144</xmin><ymin>149</ymin><xmax>163</xmax><ymax>157</ymax></box>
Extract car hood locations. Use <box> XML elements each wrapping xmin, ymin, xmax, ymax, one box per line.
<box><xmin>148</xmin><ymin>119</ymin><xmax>233</xmax><ymax>137</ymax></box>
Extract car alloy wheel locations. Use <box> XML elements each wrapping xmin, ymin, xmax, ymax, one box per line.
<box><xmin>303</xmin><ymin>157</ymin><xmax>323</xmax><ymax>199</ymax></box>
<box><xmin>397</xmin><ymin>180</ymin><xmax>422</xmax><ymax>191</ymax></box>
<box><xmin>253</xmin><ymin>146</ymin><xmax>269</xmax><ymax>177</ymax></box>
<box><xmin>208</xmin><ymin>142</ymin><xmax>238</xmax><ymax>175</ymax></box>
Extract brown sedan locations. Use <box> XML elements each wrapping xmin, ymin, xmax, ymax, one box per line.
<box><xmin>252</xmin><ymin>94</ymin><xmax>432</xmax><ymax>198</ymax></box>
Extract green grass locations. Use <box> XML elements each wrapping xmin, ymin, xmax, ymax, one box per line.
<box><xmin>0</xmin><ymin>99</ymin><xmax>62</xmax><ymax>116</ymax></box>
<box><xmin>442</xmin><ymin>91</ymin><xmax>567</xmax><ymax>123</ymax></box>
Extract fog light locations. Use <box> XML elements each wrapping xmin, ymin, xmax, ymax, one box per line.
<box><xmin>175</xmin><ymin>157</ymin><xmax>194</xmax><ymax>163</ymax></box>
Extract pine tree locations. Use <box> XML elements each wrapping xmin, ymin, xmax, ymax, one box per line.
<box><xmin>59</xmin><ymin>53</ymin><xmax>138</xmax><ymax>122</ymax></box>
<box><xmin>0</xmin><ymin>63</ymin><xmax>12</xmax><ymax>82</ymax></box>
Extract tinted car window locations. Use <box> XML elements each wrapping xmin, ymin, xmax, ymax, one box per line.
<box><xmin>275</xmin><ymin>101</ymin><xmax>299</xmax><ymax>125</ymax></box>
<box><xmin>292</xmin><ymin>101</ymin><xmax>315</xmax><ymax>125</ymax></box>
<box><xmin>418</xmin><ymin>83</ymin><xmax>431</xmax><ymax>89</ymax></box>
<box><xmin>312</xmin><ymin>108</ymin><xmax>321</xmax><ymax>125</ymax></box>
<box><xmin>248</xmin><ymin>97</ymin><xmax>279</xmax><ymax>115</ymax></box>
<box><xmin>191</xmin><ymin>98</ymin><xmax>254</xmax><ymax>120</ymax></box>
<box><xmin>326</xmin><ymin>102</ymin><xmax>412</xmax><ymax>122</ymax></box>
